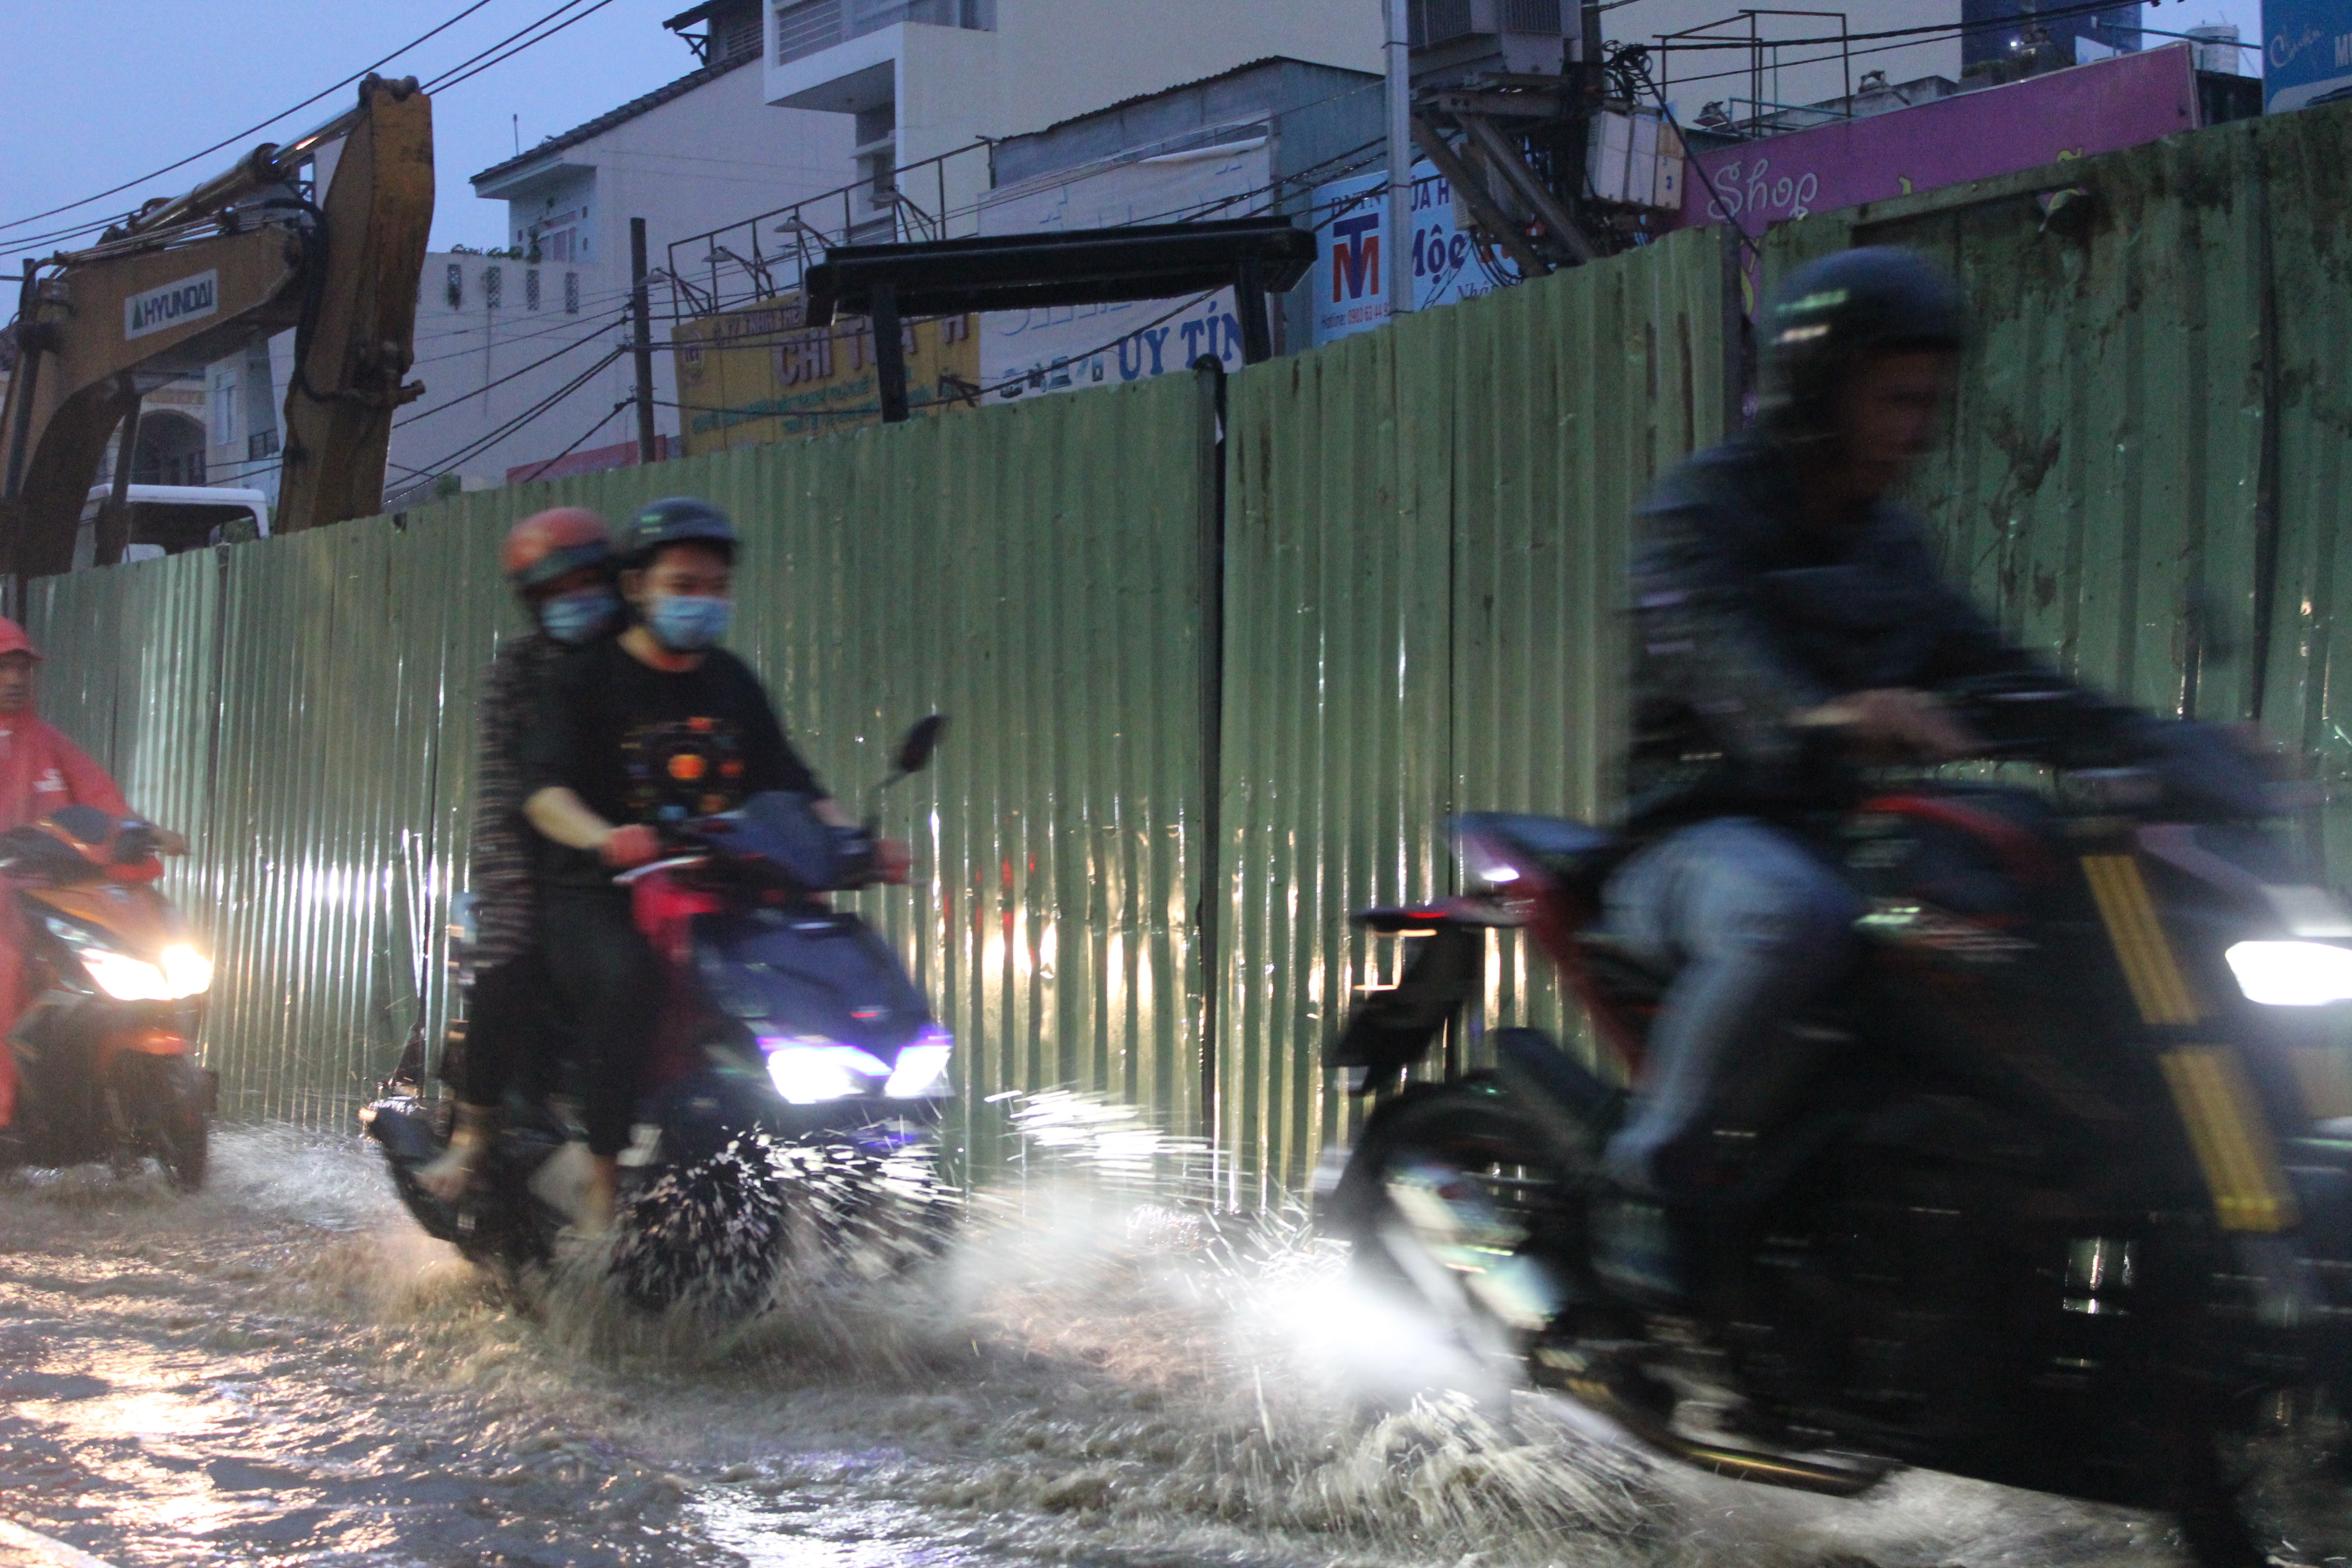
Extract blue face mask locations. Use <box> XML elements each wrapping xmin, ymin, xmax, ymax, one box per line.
<box><xmin>538</xmin><ymin>587</ymin><xmax>620</xmax><ymax>646</ymax></box>
<box><xmin>643</xmin><ymin>593</ymin><xmax>732</xmax><ymax>652</ymax></box>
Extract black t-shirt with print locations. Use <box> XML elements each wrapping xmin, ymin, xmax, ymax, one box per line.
<box><xmin>521</xmin><ymin>637</ymin><xmax>822</xmax><ymax>891</ymax></box>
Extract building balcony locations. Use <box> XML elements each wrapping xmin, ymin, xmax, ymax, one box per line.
<box><xmin>767</xmin><ymin>0</ymin><xmax>993</xmax><ymax>110</ymax></box>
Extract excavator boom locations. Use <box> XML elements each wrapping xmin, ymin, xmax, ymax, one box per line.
<box><xmin>0</xmin><ymin>75</ymin><xmax>433</xmax><ymax>577</ymax></box>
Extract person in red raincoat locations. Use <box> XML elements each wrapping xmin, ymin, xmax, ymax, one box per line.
<box><xmin>0</xmin><ymin>617</ymin><xmax>184</xmax><ymax>1128</ymax></box>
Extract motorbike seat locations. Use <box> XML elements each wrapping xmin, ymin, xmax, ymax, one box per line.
<box><xmin>1454</xmin><ymin>812</ymin><xmax>1628</xmax><ymax>903</ymax></box>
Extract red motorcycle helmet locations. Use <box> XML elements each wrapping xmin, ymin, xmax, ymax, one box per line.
<box><xmin>500</xmin><ymin>507</ymin><xmax>613</xmax><ymax>595</ymax></box>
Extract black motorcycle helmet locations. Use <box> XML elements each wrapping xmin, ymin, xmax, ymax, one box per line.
<box><xmin>1757</xmin><ymin>246</ymin><xmax>1968</xmax><ymax>448</ymax></box>
<box><xmin>617</xmin><ymin>495</ymin><xmax>737</xmax><ymax>567</ymax></box>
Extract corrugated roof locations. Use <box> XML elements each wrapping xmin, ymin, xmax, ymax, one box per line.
<box><xmin>1006</xmin><ymin>56</ymin><xmax>1334</xmax><ymax>145</ymax></box>
<box><xmin>470</xmin><ymin>52</ymin><xmax>756</xmax><ymax>189</ymax></box>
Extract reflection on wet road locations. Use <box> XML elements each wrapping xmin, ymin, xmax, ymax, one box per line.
<box><xmin>0</xmin><ymin>1124</ymin><xmax>2200</xmax><ymax>1567</ymax></box>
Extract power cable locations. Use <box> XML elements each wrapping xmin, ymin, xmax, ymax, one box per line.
<box><xmin>423</xmin><ymin>0</ymin><xmax>622</xmax><ymax>95</ymax></box>
<box><xmin>395</xmin><ymin>302</ymin><xmax>635</xmax><ymax>423</ymax></box>
<box><xmin>402</xmin><ymin>344</ymin><xmax>628</xmax><ymax>480</ymax></box>
<box><xmin>508</xmin><ymin>397</ymin><xmax>631</xmax><ymax>483</ymax></box>
<box><xmin>0</xmin><ymin>0</ymin><xmax>507</xmax><ymax>239</ymax></box>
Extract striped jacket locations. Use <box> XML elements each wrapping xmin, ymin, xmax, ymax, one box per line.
<box><xmin>467</xmin><ymin>631</ymin><xmax>566</xmax><ymax>966</ymax></box>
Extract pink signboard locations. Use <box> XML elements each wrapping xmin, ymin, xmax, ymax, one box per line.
<box><xmin>1679</xmin><ymin>44</ymin><xmax>2201</xmax><ymax>237</ymax></box>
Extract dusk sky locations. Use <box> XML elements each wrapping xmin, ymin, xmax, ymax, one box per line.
<box><xmin>0</xmin><ymin>1</ymin><xmax>704</xmax><ymax>259</ymax></box>
<box><xmin>0</xmin><ymin>0</ymin><xmax>2266</xmax><ymax>271</ymax></box>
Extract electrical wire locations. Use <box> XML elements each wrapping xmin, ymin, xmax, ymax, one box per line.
<box><xmin>0</xmin><ymin>0</ymin><xmax>507</xmax><ymax>240</ymax></box>
<box><xmin>402</xmin><ymin>344</ymin><xmax>627</xmax><ymax>480</ymax></box>
<box><xmin>394</xmin><ymin>303</ymin><xmax>634</xmax><ymax>423</ymax></box>
<box><xmin>507</xmin><ymin>397</ymin><xmax>631</xmax><ymax>483</ymax></box>
<box><xmin>423</xmin><ymin>0</ymin><xmax>622</xmax><ymax>95</ymax></box>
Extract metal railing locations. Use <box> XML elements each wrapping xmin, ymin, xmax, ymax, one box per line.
<box><xmin>662</xmin><ymin>138</ymin><xmax>989</xmax><ymax>318</ymax></box>
<box><xmin>774</xmin><ymin>0</ymin><xmax>995</xmax><ymax>67</ymax></box>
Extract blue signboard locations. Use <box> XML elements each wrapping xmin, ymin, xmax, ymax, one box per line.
<box><xmin>2265</xmin><ymin>0</ymin><xmax>2352</xmax><ymax>110</ymax></box>
<box><xmin>1309</xmin><ymin>162</ymin><xmax>1520</xmax><ymax>346</ymax></box>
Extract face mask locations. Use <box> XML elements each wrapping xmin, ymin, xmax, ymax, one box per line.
<box><xmin>643</xmin><ymin>593</ymin><xmax>732</xmax><ymax>652</ymax></box>
<box><xmin>538</xmin><ymin>587</ymin><xmax>620</xmax><ymax>646</ymax></box>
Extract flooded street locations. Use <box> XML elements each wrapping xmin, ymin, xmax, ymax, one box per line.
<box><xmin>0</xmin><ymin>1120</ymin><xmax>2197</xmax><ymax>1568</ymax></box>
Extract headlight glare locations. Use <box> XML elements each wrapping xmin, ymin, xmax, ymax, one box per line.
<box><xmin>79</xmin><ymin>949</ymin><xmax>170</xmax><ymax>1001</ymax></box>
<box><xmin>2226</xmin><ymin>941</ymin><xmax>2352</xmax><ymax>1006</ymax></box>
<box><xmin>761</xmin><ymin>1039</ymin><xmax>891</xmax><ymax>1103</ymax></box>
<box><xmin>885</xmin><ymin>1035</ymin><xmax>954</xmax><ymax>1098</ymax></box>
<box><xmin>161</xmin><ymin>943</ymin><xmax>212</xmax><ymax>997</ymax></box>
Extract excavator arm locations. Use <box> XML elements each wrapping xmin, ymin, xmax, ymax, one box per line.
<box><xmin>0</xmin><ymin>75</ymin><xmax>433</xmax><ymax>578</ymax></box>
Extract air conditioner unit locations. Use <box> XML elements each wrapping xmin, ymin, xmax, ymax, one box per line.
<box><xmin>1410</xmin><ymin>0</ymin><xmax>1573</xmax><ymax>72</ymax></box>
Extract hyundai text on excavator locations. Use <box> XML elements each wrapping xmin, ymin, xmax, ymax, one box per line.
<box><xmin>0</xmin><ymin>74</ymin><xmax>434</xmax><ymax>577</ymax></box>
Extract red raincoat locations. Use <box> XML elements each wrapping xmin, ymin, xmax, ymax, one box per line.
<box><xmin>0</xmin><ymin>620</ymin><xmax>132</xmax><ymax>1127</ymax></box>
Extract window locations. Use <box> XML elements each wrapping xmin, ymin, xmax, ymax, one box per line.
<box><xmin>212</xmin><ymin>374</ymin><xmax>239</xmax><ymax>448</ymax></box>
<box><xmin>446</xmin><ymin>263</ymin><xmax>464</xmax><ymax>309</ymax></box>
<box><xmin>248</xmin><ymin>429</ymin><xmax>279</xmax><ymax>461</ymax></box>
<box><xmin>564</xmin><ymin>272</ymin><xmax>580</xmax><ymax>314</ymax></box>
<box><xmin>526</xmin><ymin>269</ymin><xmax>541</xmax><ymax>311</ymax></box>
<box><xmin>485</xmin><ymin>265</ymin><xmax>503</xmax><ymax>309</ymax></box>
<box><xmin>776</xmin><ymin>0</ymin><xmax>841</xmax><ymax>63</ymax></box>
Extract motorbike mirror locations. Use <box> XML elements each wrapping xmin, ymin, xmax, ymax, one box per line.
<box><xmin>896</xmin><ymin>715</ymin><xmax>947</xmax><ymax>776</ymax></box>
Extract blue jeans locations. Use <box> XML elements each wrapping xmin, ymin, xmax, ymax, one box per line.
<box><xmin>1599</xmin><ymin>818</ymin><xmax>1861</xmax><ymax>1198</ymax></box>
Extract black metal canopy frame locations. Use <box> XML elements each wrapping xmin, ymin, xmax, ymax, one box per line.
<box><xmin>803</xmin><ymin>216</ymin><xmax>1317</xmax><ymax>421</ymax></box>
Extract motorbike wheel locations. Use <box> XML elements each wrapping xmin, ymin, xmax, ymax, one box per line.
<box><xmin>118</xmin><ymin>1053</ymin><xmax>210</xmax><ymax>1192</ymax></box>
<box><xmin>1331</xmin><ymin>1081</ymin><xmax>1587</xmax><ymax>1374</ymax></box>
<box><xmin>609</xmin><ymin>1132</ymin><xmax>794</xmax><ymax>1318</ymax></box>
<box><xmin>2179</xmin><ymin>1390</ymin><xmax>2352</xmax><ymax>1568</ymax></box>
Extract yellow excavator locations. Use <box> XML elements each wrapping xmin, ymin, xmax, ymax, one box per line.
<box><xmin>0</xmin><ymin>74</ymin><xmax>434</xmax><ymax>577</ymax></box>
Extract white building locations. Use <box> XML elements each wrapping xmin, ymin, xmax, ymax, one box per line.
<box><xmin>764</xmin><ymin>0</ymin><xmax>1386</xmax><ymax>245</ymax></box>
<box><xmin>391</xmin><ymin>0</ymin><xmax>857</xmax><ymax>494</ymax></box>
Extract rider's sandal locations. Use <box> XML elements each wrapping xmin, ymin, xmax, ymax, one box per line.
<box><xmin>416</xmin><ymin>1103</ymin><xmax>495</xmax><ymax>1202</ymax></box>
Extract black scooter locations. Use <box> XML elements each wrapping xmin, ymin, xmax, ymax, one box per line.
<box><xmin>365</xmin><ymin>718</ymin><xmax>956</xmax><ymax>1313</ymax></box>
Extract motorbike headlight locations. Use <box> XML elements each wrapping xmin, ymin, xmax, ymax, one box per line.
<box><xmin>79</xmin><ymin>949</ymin><xmax>170</xmax><ymax>1002</ymax></box>
<box><xmin>161</xmin><ymin>943</ymin><xmax>212</xmax><ymax>998</ymax></box>
<box><xmin>2226</xmin><ymin>941</ymin><xmax>2352</xmax><ymax>1006</ymax></box>
<box><xmin>885</xmin><ymin>1033</ymin><xmax>954</xmax><ymax>1099</ymax></box>
<box><xmin>761</xmin><ymin>1039</ymin><xmax>891</xmax><ymax>1104</ymax></box>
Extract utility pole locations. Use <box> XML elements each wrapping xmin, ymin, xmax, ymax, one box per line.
<box><xmin>629</xmin><ymin>216</ymin><xmax>657</xmax><ymax>465</ymax></box>
<box><xmin>1383</xmin><ymin>0</ymin><xmax>1415</xmax><ymax>322</ymax></box>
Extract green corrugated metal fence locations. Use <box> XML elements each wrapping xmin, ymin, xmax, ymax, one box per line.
<box><xmin>1762</xmin><ymin>97</ymin><xmax>2352</xmax><ymax>866</ymax></box>
<box><xmin>1214</xmin><ymin>226</ymin><xmax>1729</xmax><ymax>1200</ymax></box>
<box><xmin>24</xmin><ymin>373</ymin><xmax>1213</xmax><ymax>1150</ymax></box>
<box><xmin>28</xmin><ymin>98</ymin><xmax>2352</xmax><ymax>1205</ymax></box>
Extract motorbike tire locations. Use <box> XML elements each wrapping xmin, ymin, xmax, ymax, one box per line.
<box><xmin>118</xmin><ymin>1053</ymin><xmax>210</xmax><ymax>1192</ymax></box>
<box><xmin>1330</xmin><ymin>1080</ymin><xmax>1587</xmax><ymax>1372</ymax></box>
<box><xmin>2176</xmin><ymin>1389</ymin><xmax>2352</xmax><ymax>1568</ymax></box>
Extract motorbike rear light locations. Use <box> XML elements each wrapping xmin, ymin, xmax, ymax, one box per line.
<box><xmin>2226</xmin><ymin>941</ymin><xmax>2352</xmax><ymax>1006</ymax></box>
<box><xmin>885</xmin><ymin>1033</ymin><xmax>954</xmax><ymax>1098</ymax></box>
<box><xmin>760</xmin><ymin>1038</ymin><xmax>891</xmax><ymax>1103</ymax></box>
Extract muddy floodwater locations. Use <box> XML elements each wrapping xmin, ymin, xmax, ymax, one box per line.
<box><xmin>0</xmin><ymin>1113</ymin><xmax>2211</xmax><ymax>1568</ymax></box>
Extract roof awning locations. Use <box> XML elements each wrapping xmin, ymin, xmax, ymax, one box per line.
<box><xmin>804</xmin><ymin>216</ymin><xmax>1316</xmax><ymax>324</ymax></box>
<box><xmin>804</xmin><ymin>216</ymin><xmax>1317</xmax><ymax>422</ymax></box>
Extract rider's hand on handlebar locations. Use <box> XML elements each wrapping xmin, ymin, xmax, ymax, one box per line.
<box><xmin>1795</xmin><ymin>688</ymin><xmax>1980</xmax><ymax>765</ymax></box>
<box><xmin>599</xmin><ymin>823</ymin><xmax>663</xmax><ymax>870</ymax></box>
<box><xmin>873</xmin><ymin>837</ymin><xmax>913</xmax><ymax>886</ymax></box>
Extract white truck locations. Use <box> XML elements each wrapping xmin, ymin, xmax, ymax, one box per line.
<box><xmin>74</xmin><ymin>485</ymin><xmax>272</xmax><ymax>570</ymax></box>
